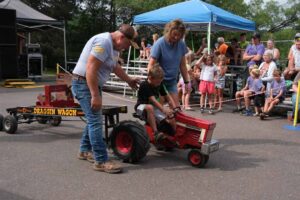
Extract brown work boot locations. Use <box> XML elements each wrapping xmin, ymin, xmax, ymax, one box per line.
<box><xmin>93</xmin><ymin>160</ymin><xmax>122</xmax><ymax>174</ymax></box>
<box><xmin>77</xmin><ymin>151</ymin><xmax>95</xmax><ymax>163</ymax></box>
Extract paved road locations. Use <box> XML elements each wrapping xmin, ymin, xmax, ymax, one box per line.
<box><xmin>0</xmin><ymin>86</ymin><xmax>299</xmax><ymax>200</ymax></box>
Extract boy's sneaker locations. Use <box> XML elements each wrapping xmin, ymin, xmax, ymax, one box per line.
<box><xmin>93</xmin><ymin>160</ymin><xmax>122</xmax><ymax>174</ymax></box>
<box><xmin>243</xmin><ymin>109</ymin><xmax>253</xmax><ymax>116</ymax></box>
<box><xmin>233</xmin><ymin>106</ymin><xmax>243</xmax><ymax>113</ymax></box>
<box><xmin>253</xmin><ymin>112</ymin><xmax>260</xmax><ymax>117</ymax></box>
<box><xmin>259</xmin><ymin>113</ymin><xmax>265</xmax><ymax>120</ymax></box>
<box><xmin>208</xmin><ymin>108</ymin><xmax>214</xmax><ymax>114</ymax></box>
<box><xmin>200</xmin><ymin>107</ymin><xmax>204</xmax><ymax>113</ymax></box>
<box><xmin>185</xmin><ymin>107</ymin><xmax>193</xmax><ymax>111</ymax></box>
<box><xmin>154</xmin><ymin>132</ymin><xmax>166</xmax><ymax>143</ymax></box>
<box><xmin>78</xmin><ymin>151</ymin><xmax>95</xmax><ymax>163</ymax></box>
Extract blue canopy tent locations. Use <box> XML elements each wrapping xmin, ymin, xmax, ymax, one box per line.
<box><xmin>133</xmin><ymin>0</ymin><xmax>256</xmax><ymax>51</ymax></box>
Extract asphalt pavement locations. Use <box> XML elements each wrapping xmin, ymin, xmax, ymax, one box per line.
<box><xmin>0</xmin><ymin>85</ymin><xmax>299</xmax><ymax>200</ymax></box>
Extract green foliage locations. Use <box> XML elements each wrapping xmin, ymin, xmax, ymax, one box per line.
<box><xmin>19</xmin><ymin>0</ymin><xmax>300</xmax><ymax>70</ymax></box>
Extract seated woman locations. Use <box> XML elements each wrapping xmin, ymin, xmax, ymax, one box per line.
<box><xmin>258</xmin><ymin>50</ymin><xmax>277</xmax><ymax>89</ymax></box>
<box><xmin>265</xmin><ymin>39</ymin><xmax>280</xmax><ymax>66</ymax></box>
<box><xmin>292</xmin><ymin>71</ymin><xmax>300</xmax><ymax>116</ymax></box>
<box><xmin>284</xmin><ymin>34</ymin><xmax>300</xmax><ymax>80</ymax></box>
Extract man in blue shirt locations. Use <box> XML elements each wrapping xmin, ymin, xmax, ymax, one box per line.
<box><xmin>72</xmin><ymin>24</ymin><xmax>139</xmax><ymax>173</ymax></box>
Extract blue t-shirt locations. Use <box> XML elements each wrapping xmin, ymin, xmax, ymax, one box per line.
<box><xmin>245</xmin><ymin>43</ymin><xmax>265</xmax><ymax>67</ymax></box>
<box><xmin>250</xmin><ymin>78</ymin><xmax>263</xmax><ymax>94</ymax></box>
<box><xmin>270</xmin><ymin>78</ymin><xmax>286</xmax><ymax>96</ymax></box>
<box><xmin>73</xmin><ymin>32</ymin><xmax>119</xmax><ymax>87</ymax></box>
<box><xmin>246</xmin><ymin>76</ymin><xmax>254</xmax><ymax>89</ymax></box>
<box><xmin>150</xmin><ymin>37</ymin><xmax>187</xmax><ymax>81</ymax></box>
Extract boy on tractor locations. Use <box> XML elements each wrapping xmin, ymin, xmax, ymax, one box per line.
<box><xmin>135</xmin><ymin>64</ymin><xmax>176</xmax><ymax>142</ymax></box>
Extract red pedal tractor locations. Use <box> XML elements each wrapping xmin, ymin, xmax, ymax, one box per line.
<box><xmin>110</xmin><ymin>109</ymin><xmax>219</xmax><ymax>168</ymax></box>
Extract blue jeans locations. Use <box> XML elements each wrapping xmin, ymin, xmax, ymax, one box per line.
<box><xmin>292</xmin><ymin>93</ymin><xmax>300</xmax><ymax>113</ymax></box>
<box><xmin>71</xmin><ymin>79</ymin><xmax>107</xmax><ymax>163</ymax></box>
<box><xmin>163</xmin><ymin>79</ymin><xmax>178</xmax><ymax>94</ymax></box>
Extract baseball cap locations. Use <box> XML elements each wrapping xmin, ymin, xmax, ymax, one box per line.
<box><xmin>252</xmin><ymin>32</ymin><xmax>261</xmax><ymax>39</ymax></box>
<box><xmin>118</xmin><ymin>24</ymin><xmax>139</xmax><ymax>49</ymax></box>
<box><xmin>294</xmin><ymin>33</ymin><xmax>300</xmax><ymax>40</ymax></box>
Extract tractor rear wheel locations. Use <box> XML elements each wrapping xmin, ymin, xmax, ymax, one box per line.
<box><xmin>3</xmin><ymin>115</ymin><xmax>18</xmax><ymax>134</ymax></box>
<box><xmin>110</xmin><ymin>120</ymin><xmax>150</xmax><ymax>163</ymax></box>
<box><xmin>188</xmin><ymin>149</ymin><xmax>206</xmax><ymax>168</ymax></box>
<box><xmin>0</xmin><ymin>114</ymin><xmax>3</xmax><ymax>131</ymax></box>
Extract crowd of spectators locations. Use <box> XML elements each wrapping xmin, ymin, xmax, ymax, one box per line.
<box><xmin>136</xmin><ymin>30</ymin><xmax>300</xmax><ymax>118</ymax></box>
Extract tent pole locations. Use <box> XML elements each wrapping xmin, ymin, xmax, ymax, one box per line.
<box><xmin>63</xmin><ymin>21</ymin><xmax>67</xmax><ymax>69</ymax></box>
<box><xmin>28</xmin><ymin>32</ymin><xmax>31</xmax><ymax>44</ymax></box>
<box><xmin>207</xmin><ymin>22</ymin><xmax>211</xmax><ymax>53</ymax></box>
<box><xmin>191</xmin><ymin>32</ymin><xmax>194</xmax><ymax>52</ymax></box>
<box><xmin>123</xmin><ymin>45</ymin><xmax>132</xmax><ymax>96</ymax></box>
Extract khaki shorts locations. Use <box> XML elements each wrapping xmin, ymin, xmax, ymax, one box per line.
<box><xmin>136</xmin><ymin>104</ymin><xmax>166</xmax><ymax>123</ymax></box>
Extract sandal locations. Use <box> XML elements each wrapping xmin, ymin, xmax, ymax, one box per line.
<box><xmin>185</xmin><ymin>107</ymin><xmax>193</xmax><ymax>111</ymax></box>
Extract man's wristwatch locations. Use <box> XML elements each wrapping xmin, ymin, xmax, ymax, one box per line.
<box><xmin>184</xmin><ymin>80</ymin><xmax>190</xmax><ymax>84</ymax></box>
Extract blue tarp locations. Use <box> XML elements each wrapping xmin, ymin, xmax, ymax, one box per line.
<box><xmin>133</xmin><ymin>0</ymin><xmax>255</xmax><ymax>32</ymax></box>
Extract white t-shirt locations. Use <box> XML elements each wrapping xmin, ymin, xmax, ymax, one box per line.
<box><xmin>73</xmin><ymin>32</ymin><xmax>119</xmax><ymax>87</ymax></box>
<box><xmin>200</xmin><ymin>64</ymin><xmax>217</xmax><ymax>82</ymax></box>
<box><xmin>258</xmin><ymin>61</ymin><xmax>277</xmax><ymax>82</ymax></box>
<box><xmin>291</xmin><ymin>45</ymin><xmax>300</xmax><ymax>69</ymax></box>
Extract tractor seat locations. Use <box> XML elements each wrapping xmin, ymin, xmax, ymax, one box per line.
<box><xmin>132</xmin><ymin>112</ymin><xmax>141</xmax><ymax>119</ymax></box>
<box><xmin>132</xmin><ymin>112</ymin><xmax>145</xmax><ymax>121</ymax></box>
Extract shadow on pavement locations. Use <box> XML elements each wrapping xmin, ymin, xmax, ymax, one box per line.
<box><xmin>0</xmin><ymin>189</ymin><xmax>33</xmax><ymax>200</ymax></box>
<box><xmin>122</xmin><ymin>137</ymin><xmax>300</xmax><ymax>172</ymax></box>
<box><xmin>0</xmin><ymin>129</ymin><xmax>81</xmax><ymax>143</ymax></box>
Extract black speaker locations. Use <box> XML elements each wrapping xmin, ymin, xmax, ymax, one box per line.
<box><xmin>28</xmin><ymin>56</ymin><xmax>42</xmax><ymax>77</ymax></box>
<box><xmin>0</xmin><ymin>8</ymin><xmax>17</xmax><ymax>79</ymax></box>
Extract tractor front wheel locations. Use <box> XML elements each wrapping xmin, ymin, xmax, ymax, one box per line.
<box><xmin>187</xmin><ymin>149</ymin><xmax>206</xmax><ymax>168</ymax></box>
<box><xmin>110</xmin><ymin>121</ymin><xmax>150</xmax><ymax>163</ymax></box>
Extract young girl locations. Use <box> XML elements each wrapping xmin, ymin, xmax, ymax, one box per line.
<box><xmin>139</xmin><ymin>37</ymin><xmax>147</xmax><ymax>59</ymax></box>
<box><xmin>250</xmin><ymin>68</ymin><xmax>265</xmax><ymax>116</ymax></box>
<box><xmin>214</xmin><ymin>55</ymin><xmax>228</xmax><ymax>111</ymax></box>
<box><xmin>260</xmin><ymin>69</ymin><xmax>285</xmax><ymax>119</ymax></box>
<box><xmin>195</xmin><ymin>54</ymin><xmax>217</xmax><ymax>114</ymax></box>
<box><xmin>177</xmin><ymin>63</ymin><xmax>194</xmax><ymax>110</ymax></box>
